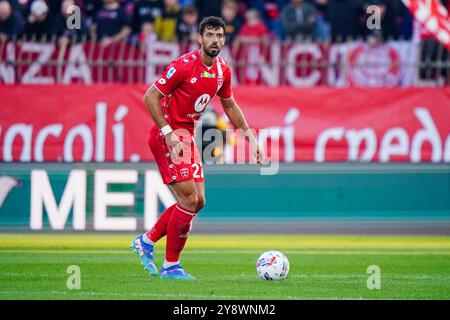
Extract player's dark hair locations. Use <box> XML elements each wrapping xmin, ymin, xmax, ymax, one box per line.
<box><xmin>199</xmin><ymin>16</ymin><xmax>226</xmax><ymax>35</ymax></box>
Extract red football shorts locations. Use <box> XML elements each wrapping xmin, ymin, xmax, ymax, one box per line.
<box><xmin>148</xmin><ymin>124</ymin><xmax>204</xmax><ymax>184</ymax></box>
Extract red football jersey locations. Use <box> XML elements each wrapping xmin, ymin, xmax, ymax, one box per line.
<box><xmin>152</xmin><ymin>50</ymin><xmax>233</xmax><ymax>134</ymax></box>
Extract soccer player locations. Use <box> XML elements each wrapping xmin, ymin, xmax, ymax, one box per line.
<box><xmin>131</xmin><ymin>16</ymin><xmax>266</xmax><ymax>280</ymax></box>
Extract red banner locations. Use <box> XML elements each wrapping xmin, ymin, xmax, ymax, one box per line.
<box><xmin>0</xmin><ymin>85</ymin><xmax>449</xmax><ymax>163</ymax></box>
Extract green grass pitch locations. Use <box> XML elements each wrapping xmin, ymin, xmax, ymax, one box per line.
<box><xmin>0</xmin><ymin>233</ymin><xmax>449</xmax><ymax>300</ymax></box>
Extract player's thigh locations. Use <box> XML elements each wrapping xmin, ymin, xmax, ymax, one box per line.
<box><xmin>168</xmin><ymin>180</ymin><xmax>198</xmax><ymax>210</ymax></box>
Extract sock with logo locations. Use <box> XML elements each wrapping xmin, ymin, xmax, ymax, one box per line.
<box><xmin>165</xmin><ymin>204</ymin><xmax>196</xmax><ymax>262</ymax></box>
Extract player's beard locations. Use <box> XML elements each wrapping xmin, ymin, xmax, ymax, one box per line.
<box><xmin>205</xmin><ymin>45</ymin><xmax>221</xmax><ymax>58</ymax></box>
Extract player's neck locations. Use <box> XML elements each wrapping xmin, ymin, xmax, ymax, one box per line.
<box><xmin>199</xmin><ymin>49</ymin><xmax>216</xmax><ymax>68</ymax></box>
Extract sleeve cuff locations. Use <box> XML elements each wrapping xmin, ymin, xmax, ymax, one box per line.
<box><xmin>219</xmin><ymin>95</ymin><xmax>233</xmax><ymax>100</ymax></box>
<box><xmin>152</xmin><ymin>83</ymin><xmax>167</xmax><ymax>96</ymax></box>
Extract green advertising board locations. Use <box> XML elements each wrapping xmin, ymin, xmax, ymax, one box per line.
<box><xmin>0</xmin><ymin>163</ymin><xmax>449</xmax><ymax>232</ymax></box>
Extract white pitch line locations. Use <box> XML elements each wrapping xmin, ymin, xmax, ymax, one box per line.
<box><xmin>0</xmin><ymin>290</ymin><xmax>236</xmax><ymax>299</ymax></box>
<box><xmin>2</xmin><ymin>272</ymin><xmax>447</xmax><ymax>282</ymax></box>
<box><xmin>0</xmin><ymin>290</ymin><xmax>365</xmax><ymax>300</ymax></box>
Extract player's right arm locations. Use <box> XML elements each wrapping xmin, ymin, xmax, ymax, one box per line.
<box><xmin>144</xmin><ymin>60</ymin><xmax>188</xmax><ymax>161</ymax></box>
<box><xmin>143</xmin><ymin>85</ymin><xmax>169</xmax><ymax>129</ymax></box>
<box><xmin>143</xmin><ymin>84</ymin><xmax>183</xmax><ymax>161</ymax></box>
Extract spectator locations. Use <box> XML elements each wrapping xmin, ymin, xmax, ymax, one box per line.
<box><xmin>132</xmin><ymin>0</ymin><xmax>161</xmax><ymax>51</ymax></box>
<box><xmin>195</xmin><ymin>0</ymin><xmax>221</xmax><ymax>19</ymax></box>
<box><xmin>0</xmin><ymin>0</ymin><xmax>25</xmax><ymax>40</ymax></box>
<box><xmin>236</xmin><ymin>9</ymin><xmax>270</xmax><ymax>84</ymax></box>
<box><xmin>327</xmin><ymin>0</ymin><xmax>364</xmax><ymax>42</ymax></box>
<box><xmin>238</xmin><ymin>9</ymin><xmax>269</xmax><ymax>42</ymax></box>
<box><xmin>85</xmin><ymin>1</ymin><xmax>133</xmax><ymax>20</ymax></box>
<box><xmin>132</xmin><ymin>0</ymin><xmax>162</xmax><ymax>36</ymax></box>
<box><xmin>281</xmin><ymin>0</ymin><xmax>316</xmax><ymax>41</ymax></box>
<box><xmin>179</xmin><ymin>0</ymin><xmax>194</xmax><ymax>7</ymax></box>
<box><xmin>53</xmin><ymin>0</ymin><xmax>87</xmax><ymax>43</ymax></box>
<box><xmin>16</xmin><ymin>0</ymin><xmax>66</xmax><ymax>19</ymax></box>
<box><xmin>90</xmin><ymin>0</ymin><xmax>132</xmax><ymax>46</ymax></box>
<box><xmin>313</xmin><ymin>0</ymin><xmax>330</xmax><ymax>42</ymax></box>
<box><xmin>23</xmin><ymin>0</ymin><xmax>53</xmax><ymax>40</ymax></box>
<box><xmin>221</xmin><ymin>0</ymin><xmax>242</xmax><ymax>43</ymax></box>
<box><xmin>250</xmin><ymin>0</ymin><xmax>285</xmax><ymax>40</ymax></box>
<box><xmin>154</xmin><ymin>0</ymin><xmax>180</xmax><ymax>42</ymax></box>
<box><xmin>84</xmin><ymin>0</ymin><xmax>103</xmax><ymax>19</ymax></box>
<box><xmin>11</xmin><ymin>0</ymin><xmax>31</xmax><ymax>16</ymax></box>
<box><xmin>176</xmin><ymin>4</ymin><xmax>198</xmax><ymax>42</ymax></box>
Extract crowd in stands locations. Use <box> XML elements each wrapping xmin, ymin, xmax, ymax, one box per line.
<box><xmin>2</xmin><ymin>0</ymin><xmax>448</xmax><ymax>46</ymax></box>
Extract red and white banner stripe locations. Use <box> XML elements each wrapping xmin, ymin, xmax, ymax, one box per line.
<box><xmin>402</xmin><ymin>0</ymin><xmax>450</xmax><ymax>50</ymax></box>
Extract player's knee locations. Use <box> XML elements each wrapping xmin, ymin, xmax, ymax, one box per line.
<box><xmin>196</xmin><ymin>196</ymin><xmax>206</xmax><ymax>211</ymax></box>
<box><xmin>180</xmin><ymin>193</ymin><xmax>198</xmax><ymax>212</ymax></box>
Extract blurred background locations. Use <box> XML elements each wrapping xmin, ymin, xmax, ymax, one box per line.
<box><xmin>0</xmin><ymin>0</ymin><xmax>449</xmax><ymax>234</ymax></box>
<box><xmin>0</xmin><ymin>0</ymin><xmax>449</xmax><ymax>84</ymax></box>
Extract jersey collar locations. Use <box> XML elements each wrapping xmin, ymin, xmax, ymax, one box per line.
<box><xmin>198</xmin><ymin>50</ymin><xmax>215</xmax><ymax>71</ymax></box>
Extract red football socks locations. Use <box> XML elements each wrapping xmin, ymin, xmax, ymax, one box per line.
<box><xmin>165</xmin><ymin>204</ymin><xmax>196</xmax><ymax>262</ymax></box>
<box><xmin>146</xmin><ymin>204</ymin><xmax>176</xmax><ymax>243</ymax></box>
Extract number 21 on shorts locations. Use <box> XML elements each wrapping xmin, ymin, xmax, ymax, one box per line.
<box><xmin>192</xmin><ymin>163</ymin><xmax>204</xmax><ymax>179</ymax></box>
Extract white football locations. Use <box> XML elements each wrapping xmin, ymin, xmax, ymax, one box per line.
<box><xmin>256</xmin><ymin>250</ymin><xmax>290</xmax><ymax>281</ymax></box>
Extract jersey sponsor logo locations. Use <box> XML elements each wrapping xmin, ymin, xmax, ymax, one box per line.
<box><xmin>190</xmin><ymin>77</ymin><xmax>197</xmax><ymax>83</ymax></box>
<box><xmin>194</xmin><ymin>94</ymin><xmax>211</xmax><ymax>112</ymax></box>
<box><xmin>201</xmin><ymin>71</ymin><xmax>216</xmax><ymax>78</ymax></box>
<box><xmin>186</xmin><ymin>112</ymin><xmax>201</xmax><ymax>118</ymax></box>
<box><xmin>158</xmin><ymin>78</ymin><xmax>166</xmax><ymax>85</ymax></box>
<box><xmin>166</xmin><ymin>67</ymin><xmax>176</xmax><ymax>79</ymax></box>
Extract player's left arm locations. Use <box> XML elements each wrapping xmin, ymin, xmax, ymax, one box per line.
<box><xmin>220</xmin><ymin>96</ymin><xmax>267</xmax><ymax>165</ymax></box>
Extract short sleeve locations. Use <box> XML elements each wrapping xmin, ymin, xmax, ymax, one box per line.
<box><xmin>217</xmin><ymin>67</ymin><xmax>233</xmax><ymax>100</ymax></box>
<box><xmin>153</xmin><ymin>61</ymin><xmax>185</xmax><ymax>96</ymax></box>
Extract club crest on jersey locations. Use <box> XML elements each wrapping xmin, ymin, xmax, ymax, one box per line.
<box><xmin>158</xmin><ymin>78</ymin><xmax>166</xmax><ymax>85</ymax></box>
<box><xmin>201</xmin><ymin>71</ymin><xmax>216</xmax><ymax>78</ymax></box>
<box><xmin>190</xmin><ymin>77</ymin><xmax>197</xmax><ymax>83</ymax></box>
<box><xmin>194</xmin><ymin>94</ymin><xmax>211</xmax><ymax>112</ymax></box>
<box><xmin>166</xmin><ymin>67</ymin><xmax>176</xmax><ymax>79</ymax></box>
<box><xmin>180</xmin><ymin>167</ymin><xmax>189</xmax><ymax>178</ymax></box>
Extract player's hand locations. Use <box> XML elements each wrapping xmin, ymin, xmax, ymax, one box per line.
<box><xmin>165</xmin><ymin>132</ymin><xmax>183</xmax><ymax>161</ymax></box>
<box><xmin>252</xmin><ymin>144</ymin><xmax>269</xmax><ymax>165</ymax></box>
